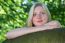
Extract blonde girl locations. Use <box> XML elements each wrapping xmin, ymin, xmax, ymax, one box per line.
<box><xmin>6</xmin><ymin>3</ymin><xmax>61</xmax><ymax>39</ymax></box>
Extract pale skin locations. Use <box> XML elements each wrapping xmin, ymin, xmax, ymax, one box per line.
<box><xmin>6</xmin><ymin>6</ymin><xmax>61</xmax><ymax>39</ymax></box>
<box><xmin>32</xmin><ymin>6</ymin><xmax>48</xmax><ymax>27</ymax></box>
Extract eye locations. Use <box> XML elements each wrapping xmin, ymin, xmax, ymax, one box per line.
<box><xmin>42</xmin><ymin>12</ymin><xmax>47</xmax><ymax>15</ymax></box>
<box><xmin>33</xmin><ymin>14</ymin><xmax>36</xmax><ymax>16</ymax></box>
<box><xmin>42</xmin><ymin>12</ymin><xmax>45</xmax><ymax>14</ymax></box>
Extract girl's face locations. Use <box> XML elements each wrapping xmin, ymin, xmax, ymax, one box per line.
<box><xmin>32</xmin><ymin>6</ymin><xmax>48</xmax><ymax>27</ymax></box>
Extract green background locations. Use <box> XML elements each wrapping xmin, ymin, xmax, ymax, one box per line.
<box><xmin>0</xmin><ymin>0</ymin><xmax>65</xmax><ymax>43</ymax></box>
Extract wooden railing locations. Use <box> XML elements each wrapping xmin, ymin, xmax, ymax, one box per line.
<box><xmin>3</xmin><ymin>28</ymin><xmax>65</xmax><ymax>43</ymax></box>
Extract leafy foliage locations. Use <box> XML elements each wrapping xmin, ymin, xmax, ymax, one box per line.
<box><xmin>0</xmin><ymin>0</ymin><xmax>28</xmax><ymax>43</ymax></box>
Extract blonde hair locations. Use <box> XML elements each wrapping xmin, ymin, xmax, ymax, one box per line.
<box><xmin>27</xmin><ymin>2</ymin><xmax>51</xmax><ymax>27</ymax></box>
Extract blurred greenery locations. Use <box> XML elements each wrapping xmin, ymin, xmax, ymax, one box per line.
<box><xmin>0</xmin><ymin>0</ymin><xmax>65</xmax><ymax>43</ymax></box>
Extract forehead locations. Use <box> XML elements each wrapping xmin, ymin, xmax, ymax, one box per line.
<box><xmin>34</xmin><ymin>6</ymin><xmax>46</xmax><ymax>13</ymax></box>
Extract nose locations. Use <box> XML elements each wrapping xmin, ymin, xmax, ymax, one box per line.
<box><xmin>36</xmin><ymin>14</ymin><xmax>42</xmax><ymax>19</ymax></box>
